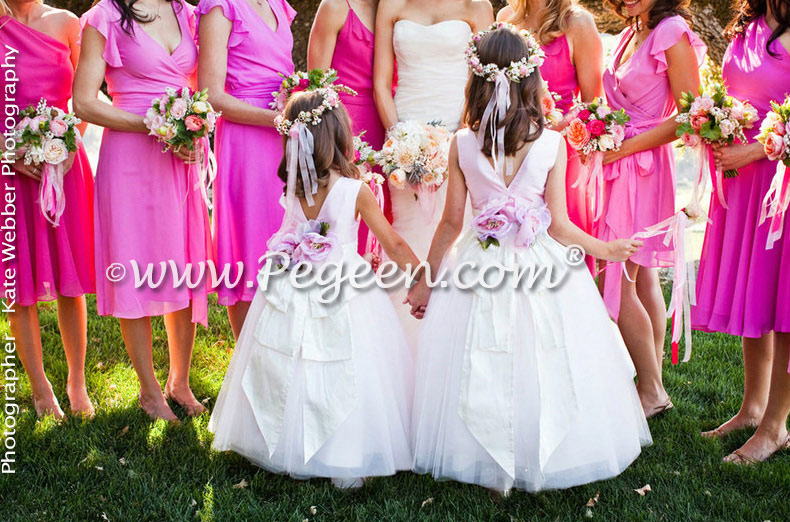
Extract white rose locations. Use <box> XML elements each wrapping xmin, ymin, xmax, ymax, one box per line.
<box><xmin>388</xmin><ymin>168</ymin><xmax>407</xmax><ymax>189</ymax></box>
<box><xmin>598</xmin><ymin>134</ymin><xmax>615</xmax><ymax>151</ymax></box>
<box><xmin>719</xmin><ymin>119</ymin><xmax>736</xmax><ymax>138</ymax></box>
<box><xmin>192</xmin><ymin>101</ymin><xmax>209</xmax><ymax>114</ymax></box>
<box><xmin>41</xmin><ymin>138</ymin><xmax>69</xmax><ymax>165</ymax></box>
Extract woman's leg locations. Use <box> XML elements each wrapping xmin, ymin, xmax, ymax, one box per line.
<box><xmin>617</xmin><ymin>261</ymin><xmax>671</xmax><ymax>416</ymax></box>
<box><xmin>227</xmin><ymin>301</ymin><xmax>251</xmax><ymax>341</ymax></box>
<box><xmin>9</xmin><ymin>304</ymin><xmax>63</xmax><ymax>418</ymax></box>
<box><xmin>119</xmin><ymin>317</ymin><xmax>177</xmax><ymax>421</ymax></box>
<box><xmin>635</xmin><ymin>267</ymin><xmax>668</xmax><ymax>367</ymax></box>
<box><xmin>703</xmin><ymin>334</ymin><xmax>773</xmax><ymax>437</ymax></box>
<box><xmin>724</xmin><ymin>332</ymin><xmax>790</xmax><ymax>462</ymax></box>
<box><xmin>56</xmin><ymin>295</ymin><xmax>94</xmax><ymax>416</ymax></box>
<box><xmin>164</xmin><ymin>305</ymin><xmax>206</xmax><ymax>416</ymax></box>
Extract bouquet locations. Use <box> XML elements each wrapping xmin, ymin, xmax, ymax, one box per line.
<box><xmin>675</xmin><ymin>84</ymin><xmax>758</xmax><ymax>208</ymax></box>
<box><xmin>757</xmin><ymin>96</ymin><xmax>790</xmax><ymax>249</ymax></box>
<box><xmin>541</xmin><ymin>82</ymin><xmax>563</xmax><ymax>127</ymax></box>
<box><xmin>144</xmin><ymin>87</ymin><xmax>219</xmax><ymax>152</ymax></box>
<box><xmin>13</xmin><ymin>98</ymin><xmax>82</xmax><ymax>226</ymax></box>
<box><xmin>354</xmin><ymin>133</ymin><xmax>385</xmax><ymax>257</ymax></box>
<box><xmin>269</xmin><ymin>220</ymin><xmax>337</xmax><ymax>270</ymax></box>
<box><xmin>563</xmin><ymin>97</ymin><xmax>629</xmax><ymax>220</ymax></box>
<box><xmin>270</xmin><ymin>69</ymin><xmax>356</xmax><ymax>111</ymax></box>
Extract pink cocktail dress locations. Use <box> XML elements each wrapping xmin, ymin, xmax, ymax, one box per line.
<box><xmin>196</xmin><ymin>0</ymin><xmax>296</xmax><ymax>305</ymax></box>
<box><xmin>81</xmin><ymin>0</ymin><xmax>212</xmax><ymax>325</ymax></box>
<box><xmin>599</xmin><ymin>15</ymin><xmax>706</xmax><ymax>319</ymax></box>
<box><xmin>539</xmin><ymin>35</ymin><xmax>591</xmax><ymax>238</ymax></box>
<box><xmin>330</xmin><ymin>0</ymin><xmax>392</xmax><ymax>253</ymax></box>
<box><xmin>0</xmin><ymin>16</ymin><xmax>95</xmax><ymax>306</ymax></box>
<box><xmin>693</xmin><ymin>16</ymin><xmax>790</xmax><ymax>337</ymax></box>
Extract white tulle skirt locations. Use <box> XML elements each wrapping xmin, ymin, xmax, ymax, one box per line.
<box><xmin>209</xmin><ymin>286</ymin><xmax>414</xmax><ymax>481</ymax></box>
<box><xmin>411</xmin><ymin>231</ymin><xmax>652</xmax><ymax>492</ymax></box>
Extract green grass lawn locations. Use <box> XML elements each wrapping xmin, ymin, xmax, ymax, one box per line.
<box><xmin>1</xmin><ymin>295</ymin><xmax>789</xmax><ymax>522</ymax></box>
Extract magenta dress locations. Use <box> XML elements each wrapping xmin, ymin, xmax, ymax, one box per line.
<box><xmin>81</xmin><ymin>0</ymin><xmax>213</xmax><ymax>325</ymax></box>
<box><xmin>0</xmin><ymin>16</ymin><xmax>95</xmax><ymax>305</ymax></box>
<box><xmin>196</xmin><ymin>0</ymin><xmax>296</xmax><ymax>305</ymax></box>
<box><xmin>539</xmin><ymin>35</ymin><xmax>592</xmax><ymax>247</ymax></box>
<box><xmin>599</xmin><ymin>16</ymin><xmax>706</xmax><ymax>319</ymax></box>
<box><xmin>330</xmin><ymin>0</ymin><xmax>391</xmax><ymax>253</ymax></box>
<box><xmin>693</xmin><ymin>17</ymin><xmax>790</xmax><ymax>337</ymax></box>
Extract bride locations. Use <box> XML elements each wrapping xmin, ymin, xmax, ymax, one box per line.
<box><xmin>373</xmin><ymin>0</ymin><xmax>493</xmax><ymax>345</ymax></box>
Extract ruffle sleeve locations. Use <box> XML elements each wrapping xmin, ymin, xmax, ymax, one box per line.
<box><xmin>195</xmin><ymin>0</ymin><xmax>248</xmax><ymax>48</ymax></box>
<box><xmin>79</xmin><ymin>0</ymin><xmax>123</xmax><ymax>68</ymax></box>
<box><xmin>279</xmin><ymin>0</ymin><xmax>297</xmax><ymax>25</ymax></box>
<box><xmin>649</xmin><ymin>15</ymin><xmax>707</xmax><ymax>75</ymax></box>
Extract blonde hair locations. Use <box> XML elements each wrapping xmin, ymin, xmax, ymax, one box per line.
<box><xmin>506</xmin><ymin>0</ymin><xmax>577</xmax><ymax>44</ymax></box>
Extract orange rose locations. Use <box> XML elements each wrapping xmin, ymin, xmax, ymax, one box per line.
<box><xmin>541</xmin><ymin>93</ymin><xmax>556</xmax><ymax>115</ymax></box>
<box><xmin>565</xmin><ymin>118</ymin><xmax>590</xmax><ymax>151</ymax></box>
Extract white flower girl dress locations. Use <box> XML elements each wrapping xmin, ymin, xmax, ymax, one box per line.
<box><xmin>411</xmin><ymin>128</ymin><xmax>652</xmax><ymax>493</ymax></box>
<box><xmin>209</xmin><ymin>177</ymin><xmax>413</xmax><ymax>486</ymax></box>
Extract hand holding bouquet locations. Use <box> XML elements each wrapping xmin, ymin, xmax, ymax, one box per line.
<box><xmin>270</xmin><ymin>69</ymin><xmax>357</xmax><ymax>111</ymax></box>
<box><xmin>144</xmin><ymin>87</ymin><xmax>219</xmax><ymax>155</ymax></box>
<box><xmin>13</xmin><ymin>98</ymin><xmax>82</xmax><ymax>226</ymax></box>
<box><xmin>563</xmin><ymin>97</ymin><xmax>629</xmax><ymax>220</ymax></box>
<box><xmin>354</xmin><ymin>133</ymin><xmax>386</xmax><ymax>258</ymax></box>
<box><xmin>757</xmin><ymin>96</ymin><xmax>790</xmax><ymax>249</ymax></box>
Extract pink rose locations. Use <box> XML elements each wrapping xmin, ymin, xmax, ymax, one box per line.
<box><xmin>170</xmin><ymin>98</ymin><xmax>188</xmax><ymax>120</ymax></box>
<box><xmin>691</xmin><ymin>95</ymin><xmax>715</xmax><ymax>114</ymax></box>
<box><xmin>49</xmin><ymin>118</ymin><xmax>69</xmax><ymax>137</ymax></box>
<box><xmin>565</xmin><ymin>119</ymin><xmax>591</xmax><ymax>150</ymax></box>
<box><xmin>292</xmin><ymin>78</ymin><xmax>311</xmax><ymax>93</ymax></box>
<box><xmin>185</xmin><ymin>114</ymin><xmax>206</xmax><ymax>132</ymax></box>
<box><xmin>611</xmin><ymin>124</ymin><xmax>626</xmax><ymax>145</ymax></box>
<box><xmin>587</xmin><ymin>119</ymin><xmax>606</xmax><ymax>137</ymax></box>
<box><xmin>764</xmin><ymin>133</ymin><xmax>786</xmax><ymax>161</ymax></box>
<box><xmin>16</xmin><ymin>116</ymin><xmax>32</xmax><ymax>131</ymax></box>
<box><xmin>681</xmin><ymin>132</ymin><xmax>701</xmax><ymax>148</ymax></box>
<box><xmin>577</xmin><ymin>109</ymin><xmax>591</xmax><ymax>121</ymax></box>
<box><xmin>690</xmin><ymin>114</ymin><xmax>709</xmax><ymax>131</ymax></box>
<box><xmin>774</xmin><ymin>121</ymin><xmax>787</xmax><ymax>136</ymax></box>
<box><xmin>206</xmin><ymin>110</ymin><xmax>217</xmax><ymax>132</ymax></box>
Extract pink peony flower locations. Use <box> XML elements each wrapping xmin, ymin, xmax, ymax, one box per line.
<box><xmin>513</xmin><ymin>205</ymin><xmax>551</xmax><ymax>248</ymax></box>
<box><xmin>764</xmin><ymin>133</ymin><xmax>786</xmax><ymax>161</ymax></box>
<box><xmin>690</xmin><ymin>114</ymin><xmax>709</xmax><ymax>131</ymax></box>
<box><xmin>565</xmin><ymin>119</ymin><xmax>591</xmax><ymax>150</ymax></box>
<box><xmin>185</xmin><ymin>114</ymin><xmax>206</xmax><ymax>132</ymax></box>
<box><xmin>472</xmin><ymin>205</ymin><xmax>515</xmax><ymax>243</ymax></box>
<box><xmin>170</xmin><ymin>98</ymin><xmax>188</xmax><ymax>120</ymax></box>
<box><xmin>596</xmin><ymin>105</ymin><xmax>611</xmax><ymax>118</ymax></box>
<box><xmin>587</xmin><ymin>119</ymin><xmax>606</xmax><ymax>137</ymax></box>
<box><xmin>611</xmin><ymin>124</ymin><xmax>626</xmax><ymax>146</ymax></box>
<box><xmin>41</xmin><ymin>138</ymin><xmax>69</xmax><ymax>165</ymax></box>
<box><xmin>293</xmin><ymin>231</ymin><xmax>336</xmax><ymax>264</ymax></box>
<box><xmin>16</xmin><ymin>116</ymin><xmax>32</xmax><ymax>131</ymax></box>
<box><xmin>49</xmin><ymin>118</ymin><xmax>68</xmax><ymax>138</ymax></box>
<box><xmin>681</xmin><ymin>132</ymin><xmax>701</xmax><ymax>148</ymax></box>
<box><xmin>773</xmin><ymin>120</ymin><xmax>786</xmax><ymax>136</ymax></box>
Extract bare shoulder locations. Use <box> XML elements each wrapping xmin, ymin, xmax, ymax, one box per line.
<box><xmin>496</xmin><ymin>4</ymin><xmax>514</xmax><ymax>23</ymax></box>
<box><xmin>566</xmin><ymin>6</ymin><xmax>597</xmax><ymax>34</ymax></box>
<box><xmin>378</xmin><ymin>0</ymin><xmax>408</xmax><ymax>19</ymax></box>
<box><xmin>465</xmin><ymin>0</ymin><xmax>494</xmax><ymax>30</ymax></box>
<box><xmin>317</xmin><ymin>0</ymin><xmax>351</xmax><ymax>18</ymax></box>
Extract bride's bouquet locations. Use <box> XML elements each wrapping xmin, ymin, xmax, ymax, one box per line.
<box><xmin>675</xmin><ymin>84</ymin><xmax>758</xmax><ymax>209</ymax></box>
<box><xmin>563</xmin><ymin>97</ymin><xmax>629</xmax><ymax>221</ymax></box>
<box><xmin>757</xmin><ymin>96</ymin><xmax>790</xmax><ymax>249</ymax></box>
<box><xmin>13</xmin><ymin>98</ymin><xmax>82</xmax><ymax>226</ymax></box>
<box><xmin>270</xmin><ymin>69</ymin><xmax>357</xmax><ymax>111</ymax></box>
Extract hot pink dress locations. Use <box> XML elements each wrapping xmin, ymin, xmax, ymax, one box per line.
<box><xmin>81</xmin><ymin>0</ymin><xmax>212</xmax><ymax>325</ymax></box>
<box><xmin>693</xmin><ymin>17</ymin><xmax>790</xmax><ymax>337</ymax></box>
<box><xmin>539</xmin><ymin>35</ymin><xmax>591</xmax><ymax>249</ymax></box>
<box><xmin>330</xmin><ymin>0</ymin><xmax>391</xmax><ymax>253</ymax></box>
<box><xmin>0</xmin><ymin>16</ymin><xmax>95</xmax><ymax>305</ymax></box>
<box><xmin>599</xmin><ymin>15</ymin><xmax>706</xmax><ymax>319</ymax></box>
<box><xmin>196</xmin><ymin>0</ymin><xmax>296</xmax><ymax>305</ymax></box>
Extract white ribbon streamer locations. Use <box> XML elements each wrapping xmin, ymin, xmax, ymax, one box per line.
<box><xmin>477</xmin><ymin>70</ymin><xmax>512</xmax><ymax>179</ymax></box>
<box><xmin>39</xmin><ymin>162</ymin><xmax>66</xmax><ymax>227</ymax></box>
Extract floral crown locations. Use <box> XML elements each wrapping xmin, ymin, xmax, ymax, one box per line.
<box><xmin>465</xmin><ymin>22</ymin><xmax>545</xmax><ymax>82</ymax></box>
<box><xmin>274</xmin><ymin>88</ymin><xmax>342</xmax><ymax>136</ymax></box>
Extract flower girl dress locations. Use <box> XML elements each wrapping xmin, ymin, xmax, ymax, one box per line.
<box><xmin>209</xmin><ymin>177</ymin><xmax>413</xmax><ymax>484</ymax></box>
<box><xmin>411</xmin><ymin>128</ymin><xmax>652</xmax><ymax>493</ymax></box>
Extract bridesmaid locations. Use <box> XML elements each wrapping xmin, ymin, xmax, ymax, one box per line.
<box><xmin>0</xmin><ymin>0</ymin><xmax>95</xmax><ymax>418</ymax></box>
<box><xmin>307</xmin><ymin>0</ymin><xmax>392</xmax><ymax>255</ymax></box>
<box><xmin>74</xmin><ymin>0</ymin><xmax>212</xmax><ymax>420</ymax></box>
<box><xmin>497</xmin><ymin>0</ymin><xmax>603</xmax><ymax>245</ymax></box>
<box><xmin>693</xmin><ymin>0</ymin><xmax>790</xmax><ymax>463</ymax></box>
<box><xmin>599</xmin><ymin>0</ymin><xmax>706</xmax><ymax>417</ymax></box>
<box><xmin>197</xmin><ymin>0</ymin><xmax>296</xmax><ymax>339</ymax></box>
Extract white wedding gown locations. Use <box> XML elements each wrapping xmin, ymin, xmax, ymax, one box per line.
<box><xmin>390</xmin><ymin>19</ymin><xmax>472</xmax><ymax>346</ymax></box>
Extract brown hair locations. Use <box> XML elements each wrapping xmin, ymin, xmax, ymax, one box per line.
<box><xmin>462</xmin><ymin>26</ymin><xmax>544</xmax><ymax>157</ymax></box>
<box><xmin>726</xmin><ymin>0</ymin><xmax>790</xmax><ymax>57</ymax></box>
<box><xmin>277</xmin><ymin>90</ymin><xmax>359</xmax><ymax>198</ymax></box>
<box><xmin>506</xmin><ymin>0</ymin><xmax>579</xmax><ymax>44</ymax></box>
<box><xmin>604</xmin><ymin>0</ymin><xmax>692</xmax><ymax>30</ymax></box>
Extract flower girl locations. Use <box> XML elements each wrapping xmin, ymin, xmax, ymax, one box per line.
<box><xmin>406</xmin><ymin>24</ymin><xmax>652</xmax><ymax>493</ymax></box>
<box><xmin>208</xmin><ymin>88</ymin><xmax>417</xmax><ymax>489</ymax></box>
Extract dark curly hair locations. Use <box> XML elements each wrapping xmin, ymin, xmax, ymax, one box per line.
<box><xmin>726</xmin><ymin>0</ymin><xmax>790</xmax><ymax>57</ymax></box>
<box><xmin>96</xmin><ymin>0</ymin><xmax>182</xmax><ymax>36</ymax></box>
<box><xmin>604</xmin><ymin>0</ymin><xmax>692</xmax><ymax>30</ymax></box>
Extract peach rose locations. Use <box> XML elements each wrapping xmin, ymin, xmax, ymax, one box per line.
<box><xmin>565</xmin><ymin>119</ymin><xmax>590</xmax><ymax>150</ymax></box>
<box><xmin>764</xmin><ymin>133</ymin><xmax>786</xmax><ymax>161</ymax></box>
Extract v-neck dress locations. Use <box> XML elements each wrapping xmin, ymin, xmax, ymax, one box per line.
<box><xmin>195</xmin><ymin>0</ymin><xmax>296</xmax><ymax>305</ymax></box>
<box><xmin>0</xmin><ymin>16</ymin><xmax>95</xmax><ymax>305</ymax></box>
<box><xmin>81</xmin><ymin>0</ymin><xmax>213</xmax><ymax>325</ymax></box>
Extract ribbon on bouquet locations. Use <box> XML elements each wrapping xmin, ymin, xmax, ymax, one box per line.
<box><xmin>685</xmin><ymin>145</ymin><xmax>711</xmax><ymax>219</ymax></box>
<box><xmin>365</xmin><ymin>180</ymin><xmax>385</xmax><ymax>257</ymax></box>
<box><xmin>704</xmin><ymin>143</ymin><xmax>728</xmax><ymax>210</ymax></box>
<box><xmin>758</xmin><ymin>163</ymin><xmax>790</xmax><ymax>250</ymax></box>
<box><xmin>185</xmin><ymin>137</ymin><xmax>218</xmax><ymax>210</ymax></box>
<box><xmin>571</xmin><ymin>151</ymin><xmax>604</xmax><ymax>221</ymax></box>
<box><xmin>39</xmin><ymin>162</ymin><xmax>66</xmax><ymax>227</ymax></box>
<box><xmin>630</xmin><ymin>211</ymin><xmax>698</xmax><ymax>364</ymax></box>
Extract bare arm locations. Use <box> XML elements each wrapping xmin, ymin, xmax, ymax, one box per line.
<box><xmin>357</xmin><ymin>184</ymin><xmax>419</xmax><ymax>271</ymax></box>
<box><xmin>63</xmin><ymin>13</ymin><xmax>89</xmax><ymax>136</ymax></box>
<box><xmin>568</xmin><ymin>9</ymin><xmax>604</xmax><ymax>102</ymax></box>
<box><xmin>545</xmin><ymin>139</ymin><xmax>641</xmax><ymax>260</ymax></box>
<box><xmin>197</xmin><ymin>7</ymin><xmax>279</xmax><ymax>127</ymax></box>
<box><xmin>307</xmin><ymin>0</ymin><xmax>345</xmax><ymax>70</ymax></box>
<box><xmin>72</xmin><ymin>26</ymin><xmax>147</xmax><ymax>133</ymax></box>
<box><xmin>603</xmin><ymin>34</ymin><xmax>701</xmax><ymax>165</ymax></box>
<box><xmin>372</xmin><ymin>0</ymin><xmax>401</xmax><ymax>129</ymax></box>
